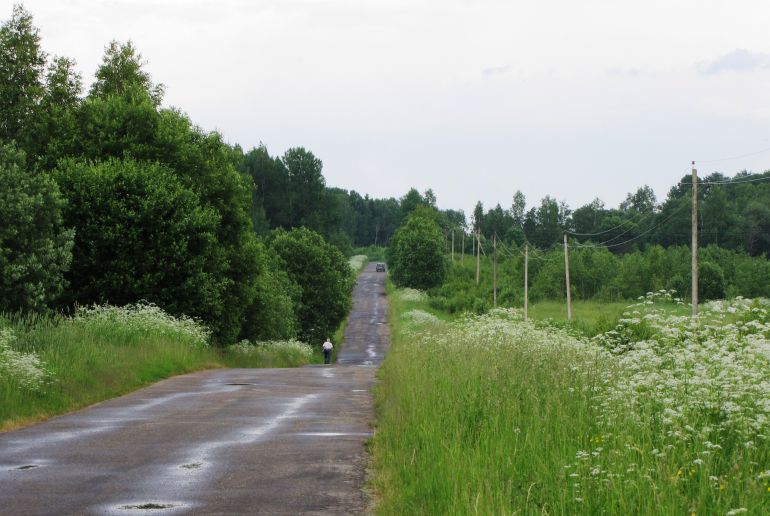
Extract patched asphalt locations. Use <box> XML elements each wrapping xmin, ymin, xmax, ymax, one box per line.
<box><xmin>0</xmin><ymin>264</ymin><xmax>389</xmax><ymax>515</ymax></box>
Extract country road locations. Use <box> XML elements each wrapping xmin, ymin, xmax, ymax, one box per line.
<box><xmin>0</xmin><ymin>263</ymin><xmax>389</xmax><ymax>516</ymax></box>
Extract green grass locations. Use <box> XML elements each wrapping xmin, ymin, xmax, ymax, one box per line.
<box><xmin>371</xmin><ymin>288</ymin><xmax>770</xmax><ymax>515</ymax></box>
<box><xmin>0</xmin><ymin>307</ymin><xmax>313</xmax><ymax>431</ymax></box>
<box><xmin>527</xmin><ymin>300</ymin><xmax>629</xmax><ymax>336</ymax></box>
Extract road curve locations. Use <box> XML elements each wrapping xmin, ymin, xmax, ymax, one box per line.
<box><xmin>0</xmin><ymin>263</ymin><xmax>389</xmax><ymax>515</ymax></box>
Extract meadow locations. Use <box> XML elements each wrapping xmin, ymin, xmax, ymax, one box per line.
<box><xmin>372</xmin><ymin>287</ymin><xmax>770</xmax><ymax>515</ymax></box>
<box><xmin>0</xmin><ymin>303</ymin><xmax>317</xmax><ymax>431</ymax></box>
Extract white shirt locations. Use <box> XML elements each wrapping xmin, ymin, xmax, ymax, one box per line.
<box><xmin>322</xmin><ymin>340</ymin><xmax>333</xmax><ymax>351</ymax></box>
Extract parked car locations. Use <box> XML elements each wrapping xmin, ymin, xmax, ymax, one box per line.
<box><xmin>375</xmin><ymin>263</ymin><xmax>386</xmax><ymax>272</ymax></box>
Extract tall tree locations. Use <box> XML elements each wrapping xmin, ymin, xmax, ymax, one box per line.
<box><xmin>282</xmin><ymin>147</ymin><xmax>326</xmax><ymax>230</ymax></box>
<box><xmin>0</xmin><ymin>143</ymin><xmax>73</xmax><ymax>312</ymax></box>
<box><xmin>511</xmin><ymin>190</ymin><xmax>526</xmax><ymax>228</ymax></box>
<box><xmin>89</xmin><ymin>40</ymin><xmax>164</xmax><ymax>105</ymax></box>
<box><xmin>387</xmin><ymin>207</ymin><xmax>448</xmax><ymax>290</ymax></box>
<box><xmin>0</xmin><ymin>4</ymin><xmax>46</xmax><ymax>151</ymax></box>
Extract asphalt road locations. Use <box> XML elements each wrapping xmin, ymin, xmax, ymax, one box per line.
<box><xmin>0</xmin><ymin>264</ymin><xmax>390</xmax><ymax>516</ymax></box>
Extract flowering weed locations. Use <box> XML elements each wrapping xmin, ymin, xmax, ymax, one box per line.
<box><xmin>226</xmin><ymin>339</ymin><xmax>314</xmax><ymax>367</ymax></box>
<box><xmin>372</xmin><ymin>289</ymin><xmax>770</xmax><ymax>515</ymax></box>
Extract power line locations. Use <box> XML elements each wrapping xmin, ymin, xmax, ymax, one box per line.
<box><xmin>696</xmin><ymin>144</ymin><xmax>770</xmax><ymax>164</ymax></box>
<box><xmin>699</xmin><ymin>174</ymin><xmax>770</xmax><ymax>185</ymax></box>
<box><xmin>570</xmin><ymin>200</ymin><xmax>691</xmax><ymax>251</ymax></box>
<box><xmin>566</xmin><ymin>207</ymin><xmax>658</xmax><ymax>237</ymax></box>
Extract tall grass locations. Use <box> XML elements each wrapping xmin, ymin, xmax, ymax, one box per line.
<box><xmin>0</xmin><ymin>303</ymin><xmax>314</xmax><ymax>430</ymax></box>
<box><xmin>371</xmin><ymin>288</ymin><xmax>770</xmax><ymax>514</ymax></box>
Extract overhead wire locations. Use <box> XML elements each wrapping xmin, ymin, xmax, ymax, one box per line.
<box><xmin>696</xmin><ymin>144</ymin><xmax>770</xmax><ymax>164</ymax></box>
<box><xmin>569</xmin><ymin>199</ymin><xmax>692</xmax><ymax>250</ymax></box>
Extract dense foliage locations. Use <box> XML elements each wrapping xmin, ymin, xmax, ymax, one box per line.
<box><xmin>268</xmin><ymin>228</ymin><xmax>355</xmax><ymax>343</ymax></box>
<box><xmin>53</xmin><ymin>158</ymin><xmax>227</xmax><ymax>328</ymax></box>
<box><xmin>387</xmin><ymin>208</ymin><xmax>448</xmax><ymax>290</ymax></box>
<box><xmin>0</xmin><ymin>144</ymin><xmax>73</xmax><ymax>312</ymax></box>
<box><xmin>0</xmin><ymin>6</ymin><xmax>354</xmax><ymax>345</ymax></box>
<box><xmin>431</xmin><ymin>244</ymin><xmax>770</xmax><ymax>314</ymax></box>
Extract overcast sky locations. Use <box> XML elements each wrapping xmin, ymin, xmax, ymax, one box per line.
<box><xmin>17</xmin><ymin>0</ymin><xmax>770</xmax><ymax>215</ymax></box>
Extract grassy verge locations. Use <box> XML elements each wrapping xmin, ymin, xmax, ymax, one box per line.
<box><xmin>0</xmin><ymin>304</ymin><xmax>313</xmax><ymax>431</ymax></box>
<box><xmin>371</xmin><ymin>289</ymin><xmax>770</xmax><ymax>514</ymax></box>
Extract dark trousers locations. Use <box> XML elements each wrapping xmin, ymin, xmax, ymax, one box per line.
<box><xmin>323</xmin><ymin>349</ymin><xmax>331</xmax><ymax>364</ymax></box>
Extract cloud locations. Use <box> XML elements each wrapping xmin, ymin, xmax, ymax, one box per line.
<box><xmin>699</xmin><ymin>49</ymin><xmax>770</xmax><ymax>75</ymax></box>
<box><xmin>482</xmin><ymin>65</ymin><xmax>511</xmax><ymax>79</ymax></box>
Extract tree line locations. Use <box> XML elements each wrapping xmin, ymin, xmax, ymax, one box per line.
<box><xmin>3</xmin><ymin>4</ymin><xmax>770</xmax><ymax>335</ymax></box>
<box><xmin>0</xmin><ymin>5</ymin><xmax>357</xmax><ymax>345</ymax></box>
<box><xmin>466</xmin><ymin>177</ymin><xmax>770</xmax><ymax>257</ymax></box>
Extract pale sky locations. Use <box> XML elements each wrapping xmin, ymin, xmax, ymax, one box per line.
<box><xmin>16</xmin><ymin>0</ymin><xmax>770</xmax><ymax>216</ymax></box>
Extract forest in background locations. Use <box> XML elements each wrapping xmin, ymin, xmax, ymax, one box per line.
<box><xmin>3</xmin><ymin>4</ymin><xmax>770</xmax><ymax>344</ymax></box>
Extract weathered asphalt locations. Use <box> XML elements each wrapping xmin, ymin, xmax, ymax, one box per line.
<box><xmin>0</xmin><ymin>264</ymin><xmax>389</xmax><ymax>515</ymax></box>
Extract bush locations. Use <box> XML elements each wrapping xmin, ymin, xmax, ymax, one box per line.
<box><xmin>53</xmin><ymin>158</ymin><xmax>229</xmax><ymax>332</ymax></box>
<box><xmin>387</xmin><ymin>208</ymin><xmax>447</xmax><ymax>290</ymax></box>
<box><xmin>699</xmin><ymin>261</ymin><xmax>726</xmax><ymax>300</ymax></box>
<box><xmin>0</xmin><ymin>144</ymin><xmax>73</xmax><ymax>312</ymax></box>
<box><xmin>268</xmin><ymin>228</ymin><xmax>354</xmax><ymax>344</ymax></box>
<box><xmin>239</xmin><ymin>242</ymin><xmax>299</xmax><ymax>341</ymax></box>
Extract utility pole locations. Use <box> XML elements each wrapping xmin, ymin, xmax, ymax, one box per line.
<box><xmin>451</xmin><ymin>229</ymin><xmax>455</xmax><ymax>261</ymax></box>
<box><xmin>476</xmin><ymin>230</ymin><xmax>481</xmax><ymax>285</ymax></box>
<box><xmin>691</xmin><ymin>162</ymin><xmax>699</xmax><ymax>320</ymax></box>
<box><xmin>493</xmin><ymin>234</ymin><xmax>497</xmax><ymax>307</ymax></box>
<box><xmin>461</xmin><ymin>231</ymin><xmax>465</xmax><ymax>265</ymax></box>
<box><xmin>524</xmin><ymin>243</ymin><xmax>529</xmax><ymax>322</ymax></box>
<box><xmin>563</xmin><ymin>231</ymin><xmax>572</xmax><ymax>321</ymax></box>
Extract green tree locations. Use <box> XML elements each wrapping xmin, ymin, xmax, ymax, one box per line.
<box><xmin>0</xmin><ymin>143</ymin><xmax>73</xmax><ymax>312</ymax></box>
<box><xmin>0</xmin><ymin>4</ymin><xmax>46</xmax><ymax>152</ymax></box>
<box><xmin>33</xmin><ymin>56</ymin><xmax>83</xmax><ymax>168</ymax></box>
<box><xmin>89</xmin><ymin>40</ymin><xmax>164</xmax><ymax>105</ymax></box>
<box><xmin>239</xmin><ymin>242</ymin><xmax>299</xmax><ymax>341</ymax></box>
<box><xmin>699</xmin><ymin>261</ymin><xmax>726</xmax><ymax>301</ymax></box>
<box><xmin>387</xmin><ymin>208</ymin><xmax>448</xmax><ymax>290</ymax></box>
<box><xmin>401</xmin><ymin>188</ymin><xmax>427</xmax><ymax>220</ymax></box>
<box><xmin>53</xmin><ymin>158</ymin><xmax>229</xmax><ymax>332</ymax></box>
<box><xmin>282</xmin><ymin>147</ymin><xmax>326</xmax><ymax>230</ymax></box>
<box><xmin>268</xmin><ymin>228</ymin><xmax>354</xmax><ymax>344</ymax></box>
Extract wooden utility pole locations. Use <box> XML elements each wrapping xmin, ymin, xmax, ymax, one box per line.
<box><xmin>475</xmin><ymin>230</ymin><xmax>481</xmax><ymax>285</ymax></box>
<box><xmin>563</xmin><ymin>231</ymin><xmax>572</xmax><ymax>321</ymax></box>
<box><xmin>524</xmin><ymin>243</ymin><xmax>529</xmax><ymax>322</ymax></box>
<box><xmin>493</xmin><ymin>234</ymin><xmax>497</xmax><ymax>307</ymax></box>
<box><xmin>461</xmin><ymin>231</ymin><xmax>465</xmax><ymax>264</ymax></box>
<box><xmin>451</xmin><ymin>230</ymin><xmax>455</xmax><ymax>261</ymax></box>
<box><xmin>691</xmin><ymin>162</ymin><xmax>699</xmax><ymax>320</ymax></box>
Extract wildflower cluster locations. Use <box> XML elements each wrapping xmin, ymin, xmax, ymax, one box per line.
<box><xmin>399</xmin><ymin>298</ymin><xmax>770</xmax><ymax>510</ymax></box>
<box><xmin>0</xmin><ymin>328</ymin><xmax>50</xmax><ymax>390</ymax></box>
<box><xmin>348</xmin><ymin>255</ymin><xmax>367</xmax><ymax>273</ymax></box>
<box><xmin>229</xmin><ymin>339</ymin><xmax>313</xmax><ymax>360</ymax></box>
<box><xmin>401</xmin><ymin>309</ymin><xmax>443</xmax><ymax>327</ymax></box>
<box><xmin>397</xmin><ymin>288</ymin><xmax>428</xmax><ymax>302</ymax></box>
<box><xmin>594</xmin><ymin>293</ymin><xmax>770</xmax><ymax>440</ymax></box>
<box><xmin>74</xmin><ymin>303</ymin><xmax>211</xmax><ymax>347</ymax></box>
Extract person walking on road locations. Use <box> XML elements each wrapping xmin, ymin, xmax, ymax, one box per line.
<box><xmin>322</xmin><ymin>338</ymin><xmax>333</xmax><ymax>364</ymax></box>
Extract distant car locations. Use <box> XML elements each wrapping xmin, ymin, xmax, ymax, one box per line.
<box><xmin>375</xmin><ymin>263</ymin><xmax>386</xmax><ymax>272</ymax></box>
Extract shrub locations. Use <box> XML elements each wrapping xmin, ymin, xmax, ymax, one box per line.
<box><xmin>53</xmin><ymin>158</ymin><xmax>228</xmax><ymax>333</ymax></box>
<box><xmin>268</xmin><ymin>227</ymin><xmax>355</xmax><ymax>344</ymax></box>
<box><xmin>0</xmin><ymin>144</ymin><xmax>73</xmax><ymax>312</ymax></box>
<box><xmin>699</xmin><ymin>260</ymin><xmax>726</xmax><ymax>300</ymax></box>
<box><xmin>387</xmin><ymin>208</ymin><xmax>447</xmax><ymax>290</ymax></box>
<box><xmin>0</xmin><ymin>328</ymin><xmax>50</xmax><ymax>390</ymax></box>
